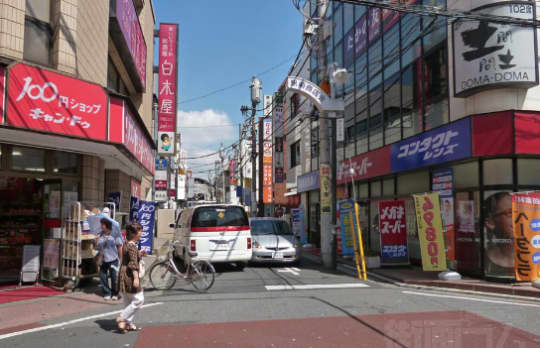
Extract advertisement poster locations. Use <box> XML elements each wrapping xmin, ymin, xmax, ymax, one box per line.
<box><xmin>338</xmin><ymin>200</ymin><xmax>357</xmax><ymax>257</ymax></box>
<box><xmin>157</xmin><ymin>131</ymin><xmax>175</xmax><ymax>155</ymax></box>
<box><xmin>484</xmin><ymin>191</ymin><xmax>514</xmax><ymax>278</ymax></box>
<box><xmin>42</xmin><ymin>239</ymin><xmax>59</xmax><ymax>270</ymax></box>
<box><xmin>511</xmin><ymin>192</ymin><xmax>540</xmax><ymax>281</ymax></box>
<box><xmin>129</xmin><ymin>197</ymin><xmax>156</xmax><ymax>254</ymax></box>
<box><xmin>432</xmin><ymin>168</ymin><xmax>455</xmax><ymax>262</ymax></box>
<box><xmin>291</xmin><ymin>208</ymin><xmax>307</xmax><ymax>244</ymax></box>
<box><xmin>320</xmin><ymin>164</ymin><xmax>331</xmax><ymax>212</ymax></box>
<box><xmin>107</xmin><ymin>192</ymin><xmax>121</xmax><ymax>211</ymax></box>
<box><xmin>378</xmin><ymin>200</ymin><xmax>408</xmax><ymax>264</ymax></box>
<box><xmin>413</xmin><ymin>193</ymin><xmax>447</xmax><ymax>271</ymax></box>
<box><xmin>457</xmin><ymin>200</ymin><xmax>475</xmax><ymax>233</ymax></box>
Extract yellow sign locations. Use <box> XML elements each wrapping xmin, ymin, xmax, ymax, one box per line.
<box><xmin>512</xmin><ymin>192</ymin><xmax>540</xmax><ymax>282</ymax></box>
<box><xmin>413</xmin><ymin>193</ymin><xmax>447</xmax><ymax>271</ymax></box>
<box><xmin>320</xmin><ymin>164</ymin><xmax>331</xmax><ymax>212</ymax></box>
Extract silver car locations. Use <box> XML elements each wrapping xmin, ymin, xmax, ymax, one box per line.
<box><xmin>249</xmin><ymin>218</ymin><xmax>301</xmax><ymax>264</ymax></box>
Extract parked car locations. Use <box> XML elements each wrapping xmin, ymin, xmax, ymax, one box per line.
<box><xmin>171</xmin><ymin>205</ymin><xmax>252</xmax><ymax>270</ymax></box>
<box><xmin>249</xmin><ymin>217</ymin><xmax>301</xmax><ymax>264</ymax></box>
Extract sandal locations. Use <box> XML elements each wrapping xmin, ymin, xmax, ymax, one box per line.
<box><xmin>127</xmin><ymin>323</ymin><xmax>140</xmax><ymax>331</ymax></box>
<box><xmin>116</xmin><ymin>317</ymin><xmax>127</xmax><ymax>333</ymax></box>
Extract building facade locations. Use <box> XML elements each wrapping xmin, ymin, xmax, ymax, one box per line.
<box><xmin>0</xmin><ymin>0</ymin><xmax>156</xmax><ymax>283</ymax></box>
<box><xmin>276</xmin><ymin>0</ymin><xmax>540</xmax><ymax>280</ymax></box>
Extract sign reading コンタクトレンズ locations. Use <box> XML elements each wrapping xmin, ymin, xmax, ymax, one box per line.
<box><xmin>453</xmin><ymin>2</ymin><xmax>538</xmax><ymax>97</ymax></box>
<box><xmin>7</xmin><ymin>63</ymin><xmax>107</xmax><ymax>140</ymax></box>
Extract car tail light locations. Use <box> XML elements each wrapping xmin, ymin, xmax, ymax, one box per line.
<box><xmin>190</xmin><ymin>239</ymin><xmax>196</xmax><ymax>252</ymax></box>
<box><xmin>247</xmin><ymin>237</ymin><xmax>252</xmax><ymax>250</ymax></box>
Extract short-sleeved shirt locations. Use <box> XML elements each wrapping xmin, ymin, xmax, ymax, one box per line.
<box><xmin>97</xmin><ymin>233</ymin><xmax>123</xmax><ymax>263</ymax></box>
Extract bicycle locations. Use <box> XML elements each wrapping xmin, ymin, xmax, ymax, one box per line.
<box><xmin>149</xmin><ymin>242</ymin><xmax>216</xmax><ymax>292</ymax></box>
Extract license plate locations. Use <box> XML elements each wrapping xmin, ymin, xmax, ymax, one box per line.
<box><xmin>215</xmin><ymin>242</ymin><xmax>230</xmax><ymax>250</ymax></box>
<box><xmin>273</xmin><ymin>252</ymin><xmax>283</xmax><ymax>259</ymax></box>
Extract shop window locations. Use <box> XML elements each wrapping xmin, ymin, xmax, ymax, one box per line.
<box><xmin>452</xmin><ymin>161</ymin><xmax>479</xmax><ymax>189</ymax></box>
<box><xmin>11</xmin><ymin>146</ymin><xmax>45</xmax><ymax>172</ymax></box>
<box><xmin>369</xmin><ymin>199</ymin><xmax>381</xmax><ymax>252</ymax></box>
<box><xmin>383</xmin><ymin>73</ymin><xmax>401</xmax><ymax>145</ymax></box>
<box><xmin>370</xmin><ymin>181</ymin><xmax>381</xmax><ymax>198</ymax></box>
<box><xmin>358</xmin><ymin>183</ymin><xmax>368</xmax><ymax>198</ymax></box>
<box><xmin>383</xmin><ymin>178</ymin><xmax>394</xmax><ymax>197</ymax></box>
<box><xmin>455</xmin><ymin>191</ymin><xmax>482</xmax><ymax>276</ymax></box>
<box><xmin>290</xmin><ymin>94</ymin><xmax>300</xmax><ymax>120</ymax></box>
<box><xmin>423</xmin><ymin>45</ymin><xmax>449</xmax><ymax>130</ymax></box>
<box><xmin>518</xmin><ymin>159</ymin><xmax>540</xmax><ymax>186</ymax></box>
<box><xmin>397</xmin><ymin>170</ymin><xmax>429</xmax><ymax>195</ymax></box>
<box><xmin>290</xmin><ymin>140</ymin><xmax>301</xmax><ymax>168</ymax></box>
<box><xmin>54</xmin><ymin>152</ymin><xmax>79</xmax><ymax>174</ymax></box>
<box><xmin>402</xmin><ymin>64</ymin><xmax>422</xmax><ymax>138</ymax></box>
<box><xmin>483</xmin><ymin>159</ymin><xmax>512</xmax><ymax>186</ymax></box>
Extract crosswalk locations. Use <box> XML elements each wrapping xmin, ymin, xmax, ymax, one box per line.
<box><xmin>265</xmin><ymin>266</ymin><xmax>370</xmax><ymax>291</ymax></box>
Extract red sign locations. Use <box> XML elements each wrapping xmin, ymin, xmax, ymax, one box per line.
<box><xmin>7</xmin><ymin>63</ymin><xmax>107</xmax><ymax>140</ymax></box>
<box><xmin>158</xmin><ymin>23</ymin><xmax>178</xmax><ymax>132</ymax></box>
<box><xmin>264</xmin><ymin>187</ymin><xmax>273</xmax><ymax>204</ymax></box>
<box><xmin>263</xmin><ymin>163</ymin><xmax>273</xmax><ymax>204</ymax></box>
<box><xmin>472</xmin><ymin>111</ymin><xmax>513</xmax><ymax>156</ymax></box>
<box><xmin>155</xmin><ymin>180</ymin><xmax>167</xmax><ymax>190</ymax></box>
<box><xmin>131</xmin><ymin>178</ymin><xmax>141</xmax><ymax>199</ymax></box>
<box><xmin>379</xmin><ymin>200</ymin><xmax>408</xmax><ymax>260</ymax></box>
<box><xmin>336</xmin><ymin>146</ymin><xmax>391</xmax><ymax>185</ymax></box>
<box><xmin>169</xmin><ymin>189</ymin><xmax>176</xmax><ymax>197</ymax></box>
<box><xmin>116</xmin><ymin>0</ymin><xmax>146</xmax><ymax>89</ymax></box>
<box><xmin>515</xmin><ymin>112</ymin><xmax>540</xmax><ymax>154</ymax></box>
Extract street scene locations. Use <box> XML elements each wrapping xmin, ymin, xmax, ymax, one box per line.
<box><xmin>1</xmin><ymin>0</ymin><xmax>540</xmax><ymax>347</ymax></box>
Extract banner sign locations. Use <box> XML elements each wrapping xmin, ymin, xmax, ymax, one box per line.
<box><xmin>177</xmin><ymin>174</ymin><xmax>186</xmax><ymax>200</ymax></box>
<box><xmin>158</xmin><ymin>23</ymin><xmax>178</xmax><ymax>155</ymax></box>
<box><xmin>297</xmin><ymin>170</ymin><xmax>319</xmax><ymax>193</ymax></box>
<box><xmin>433</xmin><ymin>168</ymin><xmax>455</xmax><ymax>261</ymax></box>
<box><xmin>123</xmin><ymin>104</ymin><xmax>155</xmax><ymax>173</ymax></box>
<box><xmin>292</xmin><ymin>208</ymin><xmax>307</xmax><ymax>244</ymax></box>
<box><xmin>414</xmin><ymin>193</ymin><xmax>447</xmax><ymax>271</ymax></box>
<box><xmin>338</xmin><ymin>200</ymin><xmax>357</xmax><ymax>257</ymax></box>
<box><xmin>453</xmin><ymin>2</ymin><xmax>538</xmax><ymax>97</ymax></box>
<box><xmin>378</xmin><ymin>200</ymin><xmax>408</xmax><ymax>263</ymax></box>
<box><xmin>512</xmin><ymin>192</ymin><xmax>540</xmax><ymax>281</ymax></box>
<box><xmin>320</xmin><ymin>164</ymin><xmax>331</xmax><ymax>212</ymax></box>
<box><xmin>391</xmin><ymin>118</ymin><xmax>471</xmax><ymax>172</ymax></box>
<box><xmin>129</xmin><ymin>197</ymin><xmax>156</xmax><ymax>254</ymax></box>
<box><xmin>337</xmin><ymin>146</ymin><xmax>391</xmax><ymax>185</ymax></box>
<box><xmin>7</xmin><ymin>63</ymin><xmax>107</xmax><ymax>140</ymax></box>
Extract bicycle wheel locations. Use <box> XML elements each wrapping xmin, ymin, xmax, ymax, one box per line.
<box><xmin>190</xmin><ymin>260</ymin><xmax>215</xmax><ymax>292</ymax></box>
<box><xmin>149</xmin><ymin>261</ymin><xmax>177</xmax><ymax>290</ymax></box>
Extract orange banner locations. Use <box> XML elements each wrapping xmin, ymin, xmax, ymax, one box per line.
<box><xmin>512</xmin><ymin>192</ymin><xmax>540</xmax><ymax>282</ymax></box>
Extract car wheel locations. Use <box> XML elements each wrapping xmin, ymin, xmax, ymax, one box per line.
<box><xmin>235</xmin><ymin>262</ymin><xmax>247</xmax><ymax>271</ymax></box>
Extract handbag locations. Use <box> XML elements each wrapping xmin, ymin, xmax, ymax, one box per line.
<box><xmin>138</xmin><ymin>258</ymin><xmax>146</xmax><ymax>279</ymax></box>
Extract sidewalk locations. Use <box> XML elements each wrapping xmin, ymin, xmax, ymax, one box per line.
<box><xmin>301</xmin><ymin>249</ymin><xmax>540</xmax><ymax>299</ymax></box>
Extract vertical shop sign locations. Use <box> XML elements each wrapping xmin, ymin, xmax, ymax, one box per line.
<box><xmin>511</xmin><ymin>192</ymin><xmax>540</xmax><ymax>282</ymax></box>
<box><xmin>414</xmin><ymin>193</ymin><xmax>447</xmax><ymax>271</ymax></box>
<box><xmin>129</xmin><ymin>197</ymin><xmax>156</xmax><ymax>254</ymax></box>
<box><xmin>378</xmin><ymin>200</ymin><xmax>409</xmax><ymax>263</ymax></box>
<box><xmin>292</xmin><ymin>208</ymin><xmax>307</xmax><ymax>244</ymax></box>
<box><xmin>158</xmin><ymin>23</ymin><xmax>178</xmax><ymax>155</ymax></box>
<box><xmin>338</xmin><ymin>200</ymin><xmax>357</xmax><ymax>257</ymax></box>
<box><xmin>263</xmin><ymin>118</ymin><xmax>273</xmax><ymax>203</ymax></box>
<box><xmin>432</xmin><ymin>168</ymin><xmax>455</xmax><ymax>262</ymax></box>
<box><xmin>320</xmin><ymin>164</ymin><xmax>331</xmax><ymax>212</ymax></box>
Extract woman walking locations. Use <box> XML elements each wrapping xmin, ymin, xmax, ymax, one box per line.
<box><xmin>116</xmin><ymin>221</ymin><xmax>145</xmax><ymax>332</ymax></box>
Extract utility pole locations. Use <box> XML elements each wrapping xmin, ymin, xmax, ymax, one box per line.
<box><xmin>219</xmin><ymin>143</ymin><xmax>225</xmax><ymax>204</ymax></box>
<box><xmin>238</xmin><ymin>124</ymin><xmax>244</xmax><ymax>205</ymax></box>
<box><xmin>249</xmin><ymin>76</ymin><xmax>262</xmax><ymax>216</ymax></box>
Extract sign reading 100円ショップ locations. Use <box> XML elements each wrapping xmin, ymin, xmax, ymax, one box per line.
<box><xmin>452</xmin><ymin>2</ymin><xmax>538</xmax><ymax>97</ymax></box>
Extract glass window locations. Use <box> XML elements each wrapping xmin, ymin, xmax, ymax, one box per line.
<box><xmin>518</xmin><ymin>159</ymin><xmax>540</xmax><ymax>186</ymax></box>
<box><xmin>368</xmin><ymin>40</ymin><xmax>382</xmax><ymax>87</ymax></box>
<box><xmin>424</xmin><ymin>45</ymin><xmax>449</xmax><ymax>130</ymax></box>
<box><xmin>383</xmin><ymin>24</ymin><xmax>400</xmax><ymax>78</ymax></box>
<box><xmin>452</xmin><ymin>161</ymin><xmax>479</xmax><ymax>189</ymax></box>
<box><xmin>26</xmin><ymin>0</ymin><xmax>51</xmax><ymax>23</ymax></box>
<box><xmin>24</xmin><ymin>19</ymin><xmax>51</xmax><ymax>66</ymax></box>
<box><xmin>383</xmin><ymin>178</ymin><xmax>394</xmax><ymax>197</ymax></box>
<box><xmin>455</xmin><ymin>191</ymin><xmax>482</xmax><ymax>276</ymax></box>
<box><xmin>402</xmin><ymin>64</ymin><xmax>423</xmax><ymax>138</ymax></box>
<box><xmin>311</xmin><ymin>127</ymin><xmax>319</xmax><ymax>158</ymax></box>
<box><xmin>333</xmin><ymin>4</ymin><xmax>343</xmax><ymax>44</ymax></box>
<box><xmin>384</xmin><ymin>73</ymin><xmax>401</xmax><ymax>145</ymax></box>
<box><xmin>192</xmin><ymin>206</ymin><xmax>249</xmax><ymax>228</ymax></box>
<box><xmin>355</xmin><ymin>53</ymin><xmax>367</xmax><ymax>94</ymax></box>
<box><xmin>369</xmin><ymin>87</ymin><xmax>383</xmax><ymax>150</ymax></box>
<box><xmin>11</xmin><ymin>147</ymin><xmax>45</xmax><ymax>172</ymax></box>
<box><xmin>54</xmin><ymin>152</ymin><xmax>79</xmax><ymax>174</ymax></box>
<box><xmin>359</xmin><ymin>183</ymin><xmax>368</xmax><ymax>198</ymax></box>
<box><xmin>370</xmin><ymin>181</ymin><xmax>381</xmax><ymax>198</ymax></box>
<box><xmin>423</xmin><ymin>0</ymin><xmax>447</xmax><ymax>52</ymax></box>
<box><xmin>483</xmin><ymin>159</ymin><xmax>512</xmax><ymax>186</ymax></box>
<box><xmin>290</xmin><ymin>140</ymin><xmax>301</xmax><ymax>168</ymax></box>
<box><xmin>343</xmin><ymin>3</ymin><xmax>354</xmax><ymax>33</ymax></box>
<box><xmin>397</xmin><ymin>171</ymin><xmax>429</xmax><ymax>195</ymax></box>
<box><xmin>250</xmin><ymin>220</ymin><xmax>276</xmax><ymax>235</ymax></box>
<box><xmin>401</xmin><ymin>13</ymin><xmax>421</xmax><ymax>68</ymax></box>
<box><xmin>354</xmin><ymin>5</ymin><xmax>365</xmax><ymax>22</ymax></box>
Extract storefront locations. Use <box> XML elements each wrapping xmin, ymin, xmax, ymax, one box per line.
<box><xmin>298</xmin><ymin>170</ymin><xmax>320</xmax><ymax>247</ymax></box>
<box><xmin>0</xmin><ymin>63</ymin><xmax>155</xmax><ymax>285</ymax></box>
<box><xmin>336</xmin><ymin>111</ymin><xmax>540</xmax><ymax>280</ymax></box>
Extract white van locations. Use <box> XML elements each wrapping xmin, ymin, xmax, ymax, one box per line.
<box><xmin>171</xmin><ymin>204</ymin><xmax>252</xmax><ymax>270</ymax></box>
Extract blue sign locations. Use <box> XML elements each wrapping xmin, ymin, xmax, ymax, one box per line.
<box><xmin>291</xmin><ymin>208</ymin><xmax>307</xmax><ymax>244</ymax></box>
<box><xmin>129</xmin><ymin>197</ymin><xmax>156</xmax><ymax>254</ymax></box>
<box><xmin>155</xmin><ymin>158</ymin><xmax>168</xmax><ymax>170</ymax></box>
<box><xmin>533</xmin><ymin>252</ymin><xmax>540</xmax><ymax>264</ymax></box>
<box><xmin>338</xmin><ymin>200</ymin><xmax>356</xmax><ymax>257</ymax></box>
<box><xmin>297</xmin><ymin>171</ymin><xmax>319</xmax><ymax>193</ymax></box>
<box><xmin>432</xmin><ymin>168</ymin><xmax>453</xmax><ymax>199</ymax></box>
<box><xmin>107</xmin><ymin>192</ymin><xmax>121</xmax><ymax>210</ymax></box>
<box><xmin>391</xmin><ymin>118</ymin><xmax>471</xmax><ymax>172</ymax></box>
<box><xmin>531</xmin><ymin>220</ymin><xmax>540</xmax><ymax>232</ymax></box>
<box><xmin>343</xmin><ymin>27</ymin><xmax>355</xmax><ymax>68</ymax></box>
<box><xmin>236</xmin><ymin>186</ymin><xmax>242</xmax><ymax>198</ymax></box>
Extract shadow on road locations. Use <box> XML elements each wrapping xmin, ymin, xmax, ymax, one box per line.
<box><xmin>94</xmin><ymin>319</ymin><xmax>126</xmax><ymax>334</ymax></box>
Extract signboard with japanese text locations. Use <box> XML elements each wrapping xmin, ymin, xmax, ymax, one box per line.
<box><xmin>158</xmin><ymin>23</ymin><xmax>178</xmax><ymax>154</ymax></box>
<box><xmin>131</xmin><ymin>178</ymin><xmax>140</xmax><ymax>199</ymax></box>
<box><xmin>378</xmin><ymin>200</ymin><xmax>409</xmax><ymax>264</ymax></box>
<box><xmin>433</xmin><ymin>168</ymin><xmax>455</xmax><ymax>262</ymax></box>
<box><xmin>177</xmin><ymin>174</ymin><xmax>186</xmax><ymax>200</ymax></box>
<box><xmin>391</xmin><ymin>118</ymin><xmax>471</xmax><ymax>172</ymax></box>
<box><xmin>7</xmin><ymin>63</ymin><xmax>107</xmax><ymax>140</ymax></box>
<box><xmin>155</xmin><ymin>190</ymin><xmax>167</xmax><ymax>202</ymax></box>
<box><xmin>298</xmin><ymin>170</ymin><xmax>319</xmax><ymax>193</ymax></box>
<box><xmin>511</xmin><ymin>192</ymin><xmax>540</xmax><ymax>282</ymax></box>
<box><xmin>338</xmin><ymin>200</ymin><xmax>357</xmax><ymax>257</ymax></box>
<box><xmin>155</xmin><ymin>170</ymin><xmax>167</xmax><ymax>181</ymax></box>
<box><xmin>414</xmin><ymin>193</ymin><xmax>447</xmax><ymax>271</ymax></box>
<box><xmin>337</xmin><ymin>146</ymin><xmax>391</xmax><ymax>185</ymax></box>
<box><xmin>320</xmin><ymin>164</ymin><xmax>331</xmax><ymax>212</ymax></box>
<box><xmin>155</xmin><ymin>180</ymin><xmax>167</xmax><ymax>190</ymax></box>
<box><xmin>129</xmin><ymin>197</ymin><xmax>156</xmax><ymax>254</ymax></box>
<box><xmin>155</xmin><ymin>158</ymin><xmax>168</xmax><ymax>170</ymax></box>
<box><xmin>355</xmin><ymin>15</ymin><xmax>367</xmax><ymax>57</ymax></box>
<box><xmin>114</xmin><ymin>0</ymin><xmax>147</xmax><ymax>89</ymax></box>
<box><xmin>292</xmin><ymin>208</ymin><xmax>307</xmax><ymax>244</ymax></box>
<box><xmin>453</xmin><ymin>2</ymin><xmax>538</xmax><ymax>97</ymax></box>
<box><xmin>263</xmin><ymin>164</ymin><xmax>273</xmax><ymax>204</ymax></box>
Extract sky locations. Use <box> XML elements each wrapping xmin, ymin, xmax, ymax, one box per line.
<box><xmin>153</xmin><ymin>0</ymin><xmax>304</xmax><ymax>178</ymax></box>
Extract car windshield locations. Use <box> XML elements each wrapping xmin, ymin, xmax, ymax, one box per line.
<box><xmin>250</xmin><ymin>220</ymin><xmax>276</xmax><ymax>235</ymax></box>
<box><xmin>276</xmin><ymin>220</ymin><xmax>293</xmax><ymax>235</ymax></box>
<box><xmin>192</xmin><ymin>206</ymin><xmax>248</xmax><ymax>228</ymax></box>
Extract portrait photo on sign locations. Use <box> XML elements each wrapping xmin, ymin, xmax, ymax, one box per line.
<box><xmin>158</xmin><ymin>131</ymin><xmax>174</xmax><ymax>154</ymax></box>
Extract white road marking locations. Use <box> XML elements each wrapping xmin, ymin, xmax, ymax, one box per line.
<box><xmin>0</xmin><ymin>302</ymin><xmax>163</xmax><ymax>341</ymax></box>
<box><xmin>277</xmin><ymin>267</ymin><xmax>300</xmax><ymax>276</ymax></box>
<box><xmin>266</xmin><ymin>283</ymin><xmax>369</xmax><ymax>291</ymax></box>
<box><xmin>291</xmin><ymin>267</ymin><xmax>301</xmax><ymax>272</ymax></box>
<box><xmin>403</xmin><ymin>291</ymin><xmax>540</xmax><ymax>308</ymax></box>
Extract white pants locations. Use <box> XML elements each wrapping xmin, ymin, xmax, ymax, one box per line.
<box><xmin>120</xmin><ymin>291</ymin><xmax>144</xmax><ymax>324</ymax></box>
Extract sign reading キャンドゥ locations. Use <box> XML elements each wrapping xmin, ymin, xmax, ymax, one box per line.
<box><xmin>453</xmin><ymin>2</ymin><xmax>538</xmax><ymax>97</ymax></box>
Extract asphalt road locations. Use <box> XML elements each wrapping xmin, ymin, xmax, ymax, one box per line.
<box><xmin>2</xmin><ymin>259</ymin><xmax>540</xmax><ymax>347</ymax></box>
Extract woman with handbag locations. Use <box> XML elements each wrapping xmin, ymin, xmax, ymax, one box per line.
<box><xmin>116</xmin><ymin>221</ymin><xmax>146</xmax><ymax>333</ymax></box>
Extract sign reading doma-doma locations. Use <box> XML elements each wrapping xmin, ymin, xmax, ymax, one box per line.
<box><xmin>453</xmin><ymin>2</ymin><xmax>538</xmax><ymax>97</ymax></box>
